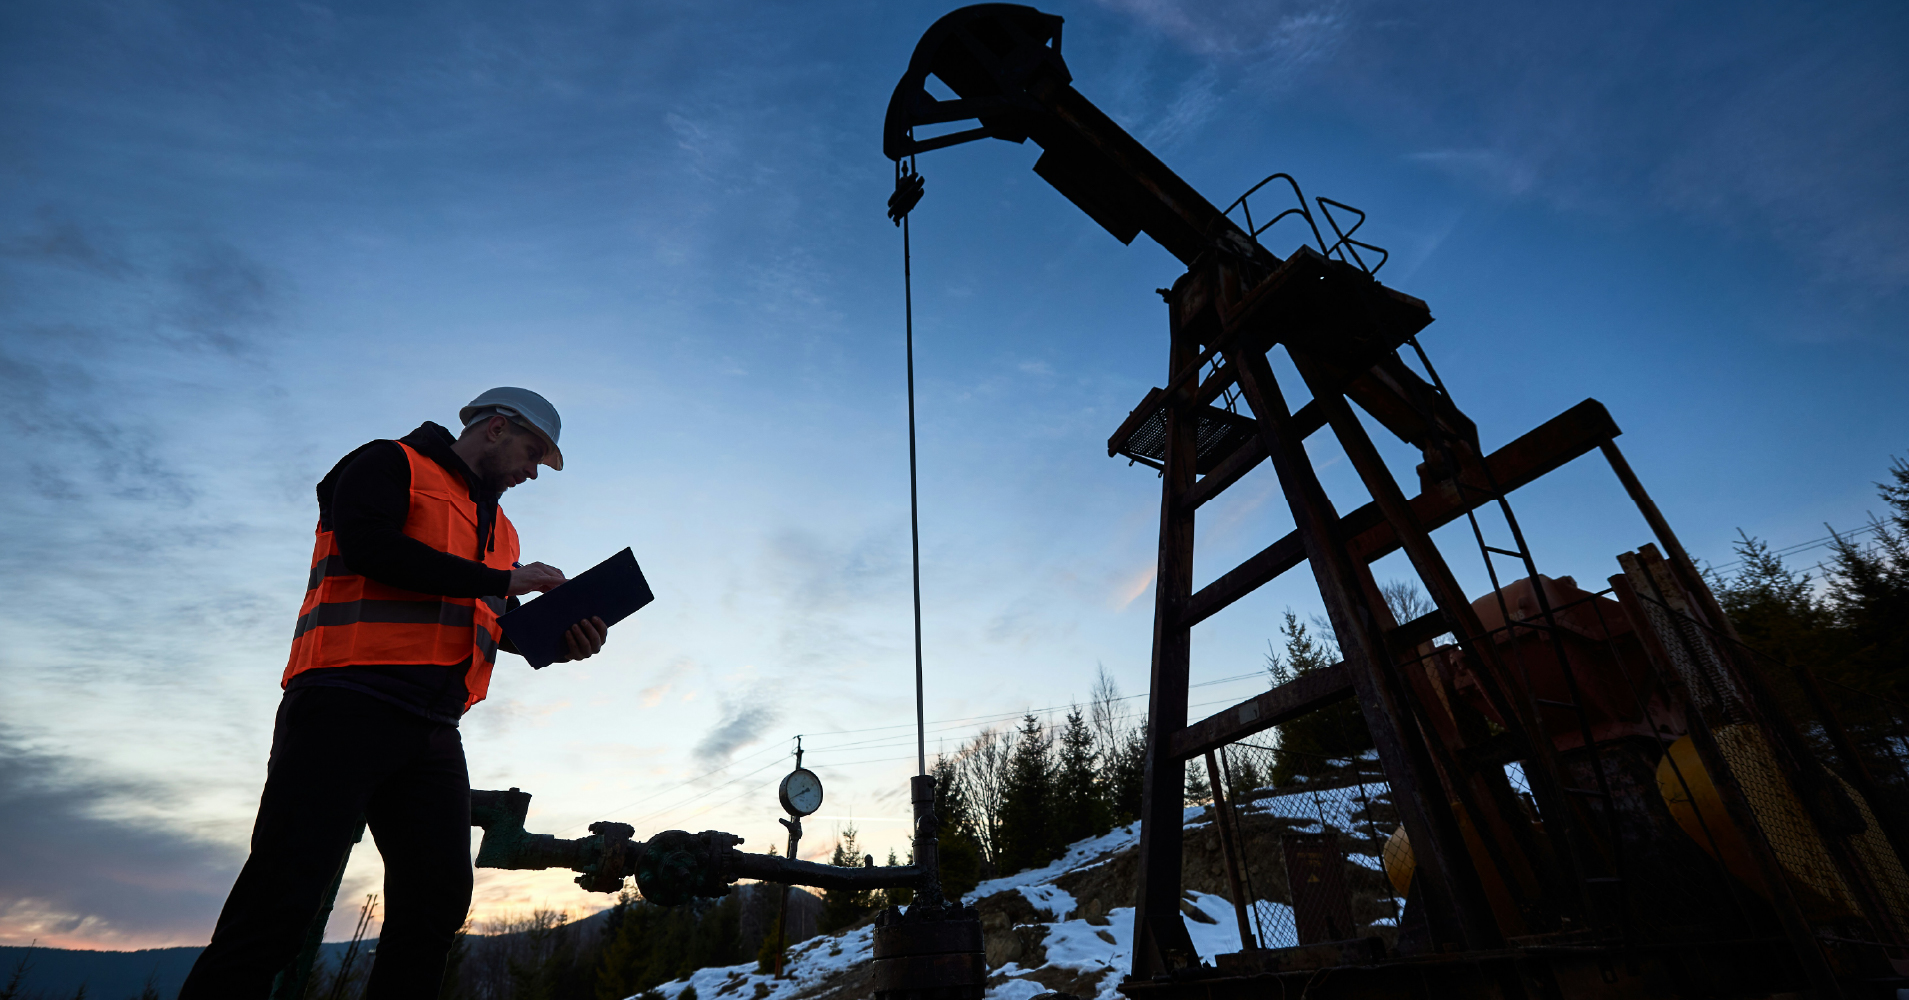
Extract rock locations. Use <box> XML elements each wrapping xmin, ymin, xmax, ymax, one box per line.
<box><xmin>976</xmin><ymin>889</ymin><xmax>1053</xmax><ymax>969</ymax></box>
<box><xmin>1053</xmin><ymin>812</ymin><xmax>1311</xmax><ymax>912</ymax></box>
<box><xmin>973</xmin><ymin>889</ymin><xmax>1046</xmax><ymax>927</ymax></box>
<box><xmin>783</xmin><ymin>957</ymin><xmax>873</xmax><ymax>1000</ymax></box>
<box><xmin>988</xmin><ymin>967</ymin><xmax>1107</xmax><ymax>999</ymax></box>
<box><xmin>1024</xmin><ymin>966</ymin><xmax>1109</xmax><ymax>997</ymax></box>
<box><xmin>983</xmin><ymin>922</ymin><xmax>1049</xmax><ymax>969</ymax></box>
<box><xmin>1079</xmin><ymin>895</ymin><xmax>1107</xmax><ymax>922</ymax></box>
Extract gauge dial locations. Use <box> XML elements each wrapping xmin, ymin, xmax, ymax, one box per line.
<box><xmin>778</xmin><ymin>768</ymin><xmax>824</xmax><ymax>817</ymax></box>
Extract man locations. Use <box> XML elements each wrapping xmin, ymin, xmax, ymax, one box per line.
<box><xmin>181</xmin><ymin>387</ymin><xmax>609</xmax><ymax>998</ymax></box>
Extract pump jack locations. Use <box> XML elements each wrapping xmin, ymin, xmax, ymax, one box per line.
<box><xmin>873</xmin><ymin>4</ymin><xmax>1909</xmax><ymax>998</ymax></box>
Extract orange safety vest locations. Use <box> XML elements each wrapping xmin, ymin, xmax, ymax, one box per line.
<box><xmin>284</xmin><ymin>442</ymin><xmax>520</xmax><ymax>711</ymax></box>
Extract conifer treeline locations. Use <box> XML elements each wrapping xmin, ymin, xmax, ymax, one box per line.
<box><xmin>910</xmin><ymin>608</ymin><xmax>1405</xmax><ymax>896</ymax></box>
<box><xmin>911</xmin><ymin>667</ymin><xmax>1149</xmax><ymax>895</ymax></box>
<box><xmin>1712</xmin><ymin>455</ymin><xmax>1909</xmax><ymax>704</ymax></box>
<box><xmin>805</xmin><ymin>666</ymin><xmax>1148</xmax><ymax>929</ymax></box>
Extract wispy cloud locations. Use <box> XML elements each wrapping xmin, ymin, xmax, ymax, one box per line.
<box><xmin>0</xmin><ymin>728</ymin><xmax>240</xmax><ymax>948</ymax></box>
<box><xmin>1097</xmin><ymin>0</ymin><xmax>1909</xmax><ymax>293</ymax></box>
<box><xmin>0</xmin><ymin>209</ymin><xmax>298</xmax><ymax>663</ymax></box>
<box><xmin>1406</xmin><ymin>149</ymin><xmax>1536</xmax><ymax>198</ymax></box>
<box><xmin>1095</xmin><ymin>0</ymin><xmax>1357</xmax><ymax>67</ymax></box>
<box><xmin>3</xmin><ymin>206</ymin><xmax>132</xmax><ymax>277</ymax></box>
<box><xmin>692</xmin><ymin>696</ymin><xmax>780</xmax><ymax>765</ymax></box>
<box><xmin>1137</xmin><ymin>67</ymin><xmax>1221</xmax><ymax>150</ymax></box>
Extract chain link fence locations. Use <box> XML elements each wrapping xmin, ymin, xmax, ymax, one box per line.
<box><xmin>1203</xmin><ymin>747</ymin><xmax>1404</xmax><ymax>951</ymax></box>
<box><xmin>1192</xmin><ymin>546</ymin><xmax>1909</xmax><ymax>976</ymax></box>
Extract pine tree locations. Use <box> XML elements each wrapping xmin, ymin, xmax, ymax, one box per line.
<box><xmin>1824</xmin><ymin>456</ymin><xmax>1909</xmax><ymax>697</ymax></box>
<box><xmin>881</xmin><ymin>848</ymin><xmax>913</xmax><ymax>908</ymax></box>
<box><xmin>1054</xmin><ymin>708</ymin><xmax>1110</xmax><ymax>848</ymax></box>
<box><xmin>1223</xmin><ymin>751</ymin><xmax>1265</xmax><ymax>803</ymax></box>
<box><xmin>755</xmin><ymin>916</ymin><xmax>784</xmax><ymax>974</ymax></box>
<box><xmin>1266</xmin><ymin>610</ymin><xmax>1372</xmax><ymax>783</ymax></box>
<box><xmin>1184</xmin><ymin>764</ymin><xmax>1212</xmax><ymax>807</ymax></box>
<box><xmin>1105</xmin><ymin>726</ymin><xmax>1146</xmax><ymax>826</ymax></box>
<box><xmin>1713</xmin><ymin>455</ymin><xmax>1909</xmax><ymax>720</ymax></box>
<box><xmin>1716</xmin><ymin>530</ymin><xmax>1829</xmax><ymax>671</ymax></box>
<box><xmin>505</xmin><ymin>907</ymin><xmax>588</xmax><ymax>1000</ymax></box>
<box><xmin>818</xmin><ymin>825</ymin><xmax>875</xmax><ymax>932</ymax></box>
<box><xmin>931</xmin><ymin>753</ymin><xmax>983</xmax><ymax>898</ymax></box>
<box><xmin>594</xmin><ymin>896</ymin><xmax>741</xmax><ymax>999</ymax></box>
<box><xmin>997</xmin><ymin>714</ymin><xmax>1056</xmax><ymax>874</ymax></box>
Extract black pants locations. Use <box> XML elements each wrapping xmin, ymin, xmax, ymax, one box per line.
<box><xmin>181</xmin><ymin>686</ymin><xmax>473</xmax><ymax>999</ymax></box>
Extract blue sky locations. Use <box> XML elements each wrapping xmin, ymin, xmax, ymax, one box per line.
<box><xmin>2</xmin><ymin>0</ymin><xmax>1905</xmax><ymax>948</ymax></box>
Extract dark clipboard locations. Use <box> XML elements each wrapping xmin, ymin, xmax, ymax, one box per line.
<box><xmin>498</xmin><ymin>547</ymin><xmax>653</xmax><ymax>669</ymax></box>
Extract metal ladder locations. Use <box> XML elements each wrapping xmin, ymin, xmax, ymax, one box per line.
<box><xmin>1400</xmin><ymin>332</ymin><xmax>1633</xmax><ymax>938</ymax></box>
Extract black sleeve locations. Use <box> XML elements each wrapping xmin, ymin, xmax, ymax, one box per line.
<box><xmin>497</xmin><ymin>596</ymin><xmax>522</xmax><ymax>656</ymax></box>
<box><xmin>331</xmin><ymin>441</ymin><xmax>514</xmax><ymax>599</ymax></box>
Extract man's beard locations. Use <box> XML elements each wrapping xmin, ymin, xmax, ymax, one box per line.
<box><xmin>473</xmin><ymin>450</ymin><xmax>517</xmax><ymax>495</ymax></box>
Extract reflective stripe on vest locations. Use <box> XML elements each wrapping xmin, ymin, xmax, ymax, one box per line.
<box><xmin>283</xmin><ymin>442</ymin><xmax>521</xmax><ymax>711</ymax></box>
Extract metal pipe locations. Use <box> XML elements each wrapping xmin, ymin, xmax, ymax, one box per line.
<box><xmin>731</xmin><ymin>852</ymin><xmax>931</xmax><ymax>892</ymax></box>
<box><xmin>1204</xmin><ymin>750</ymin><xmax>1257</xmax><ymax>950</ymax></box>
<box><xmin>773</xmin><ymin>815</ymin><xmax>802</xmax><ymax>978</ymax></box>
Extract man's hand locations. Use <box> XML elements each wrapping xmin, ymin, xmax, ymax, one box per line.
<box><xmin>508</xmin><ymin>562</ymin><xmax>567</xmax><ymax>597</ymax></box>
<box><xmin>556</xmin><ymin>616</ymin><xmax>608</xmax><ymax>662</ymax></box>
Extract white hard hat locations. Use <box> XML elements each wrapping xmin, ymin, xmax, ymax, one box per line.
<box><xmin>460</xmin><ymin>387</ymin><xmax>564</xmax><ymax>471</ymax></box>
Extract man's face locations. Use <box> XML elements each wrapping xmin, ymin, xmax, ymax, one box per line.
<box><xmin>474</xmin><ymin>418</ymin><xmax>549</xmax><ymax>494</ymax></box>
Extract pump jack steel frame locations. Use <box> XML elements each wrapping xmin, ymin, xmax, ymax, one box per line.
<box><xmin>883</xmin><ymin>5</ymin><xmax>1909</xmax><ymax>998</ymax></box>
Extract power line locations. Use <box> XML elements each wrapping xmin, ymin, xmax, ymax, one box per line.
<box><xmin>794</xmin><ymin>668</ymin><xmax>1270</xmax><ymax>744</ymax></box>
<box><xmin>526</xmin><ymin>675</ymin><xmax>1272</xmax><ymax>843</ymax></box>
<box><xmin>1708</xmin><ymin>521</ymin><xmax>1884</xmax><ymax>574</ymax></box>
<box><xmin>469</xmin><ymin>686</ymin><xmax>1273</xmax><ymax>895</ymax></box>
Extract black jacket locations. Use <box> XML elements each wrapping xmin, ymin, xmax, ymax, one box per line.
<box><xmin>287</xmin><ymin>422</ymin><xmax>516</xmax><ymax>724</ymax></box>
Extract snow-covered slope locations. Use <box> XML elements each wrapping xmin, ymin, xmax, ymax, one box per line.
<box><xmin>634</xmin><ymin>809</ymin><xmax>1257</xmax><ymax>1000</ymax></box>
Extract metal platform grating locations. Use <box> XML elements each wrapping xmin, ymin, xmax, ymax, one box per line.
<box><xmin>1116</xmin><ymin>402</ymin><xmax>1259</xmax><ymax>474</ymax></box>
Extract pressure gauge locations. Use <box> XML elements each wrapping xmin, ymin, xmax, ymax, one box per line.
<box><xmin>778</xmin><ymin>767</ymin><xmax>824</xmax><ymax>817</ymax></box>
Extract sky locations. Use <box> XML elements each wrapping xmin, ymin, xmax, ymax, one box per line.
<box><xmin>2</xmin><ymin>0</ymin><xmax>1906</xmax><ymax>951</ymax></box>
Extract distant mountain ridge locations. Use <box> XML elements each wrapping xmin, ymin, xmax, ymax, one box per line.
<box><xmin>0</xmin><ymin>941</ymin><xmax>366</xmax><ymax>1000</ymax></box>
<box><xmin>0</xmin><ymin>891</ymin><xmax>816</xmax><ymax>1000</ymax></box>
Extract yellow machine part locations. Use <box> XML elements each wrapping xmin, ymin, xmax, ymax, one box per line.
<box><xmin>1383</xmin><ymin>730</ymin><xmax>1909</xmax><ymax>935</ymax></box>
<box><xmin>1656</xmin><ymin>724</ymin><xmax>1866</xmax><ymax>919</ymax></box>
<box><xmin>1843</xmin><ymin>774</ymin><xmax>1909</xmax><ymax>934</ymax></box>
<box><xmin>1383</xmin><ymin>824</ymin><xmax>1414</xmax><ymax>897</ymax></box>
<box><xmin>1380</xmin><ymin>808</ymin><xmax>1527</xmax><ymax>936</ymax></box>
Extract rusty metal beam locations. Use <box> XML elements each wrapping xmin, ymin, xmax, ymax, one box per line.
<box><xmin>1170</xmin><ymin>664</ymin><xmax>1354</xmax><ymax>760</ymax></box>
<box><xmin>1129</xmin><ymin>298</ymin><xmax>1203</xmax><ymax>979</ymax></box>
<box><xmin>1231</xmin><ymin>347</ymin><xmax>1500</xmax><ymax>950</ymax></box>
<box><xmin>1180</xmin><ymin>398</ymin><xmax>1620</xmax><ymax>629</ymax></box>
<box><xmin>1297</xmin><ymin>346</ymin><xmax>1593</xmax><ymax>928</ymax></box>
<box><xmin>1177</xmin><ymin>401</ymin><xmax>1323</xmax><ymax>513</ymax></box>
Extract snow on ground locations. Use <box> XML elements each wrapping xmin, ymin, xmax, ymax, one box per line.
<box><xmin>967</xmin><ymin>823</ymin><xmax>1142</xmax><ymax>900</ymax></box>
<box><xmin>1006</xmin><ymin>892</ymin><xmax>1247</xmax><ymax>1000</ymax></box>
<box><xmin>645</xmin><ymin>923</ymin><xmax>876</xmax><ymax>1000</ymax></box>
<box><xmin>1233</xmin><ymin>778</ymin><xmax>1392</xmax><ymax>873</ymax></box>
<box><xmin>632</xmin><ymin>818</ymin><xmax>1260</xmax><ymax>1000</ymax></box>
